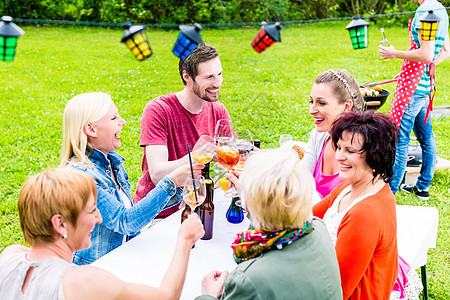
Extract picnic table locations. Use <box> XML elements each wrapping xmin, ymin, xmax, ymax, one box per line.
<box><xmin>92</xmin><ymin>189</ymin><xmax>439</xmax><ymax>300</ymax></box>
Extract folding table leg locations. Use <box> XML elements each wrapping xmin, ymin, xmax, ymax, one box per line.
<box><xmin>421</xmin><ymin>265</ymin><xmax>428</xmax><ymax>300</ymax></box>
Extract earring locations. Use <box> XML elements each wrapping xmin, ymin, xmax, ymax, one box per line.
<box><xmin>61</xmin><ymin>233</ymin><xmax>68</xmax><ymax>240</ymax></box>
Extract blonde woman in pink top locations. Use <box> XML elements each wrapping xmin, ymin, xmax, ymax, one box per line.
<box><xmin>302</xmin><ymin>69</ymin><xmax>364</xmax><ymax>199</ymax></box>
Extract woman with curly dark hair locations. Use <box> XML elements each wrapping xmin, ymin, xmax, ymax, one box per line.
<box><xmin>313</xmin><ymin>110</ymin><xmax>399</xmax><ymax>299</ymax></box>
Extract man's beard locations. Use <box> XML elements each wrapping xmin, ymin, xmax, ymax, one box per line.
<box><xmin>192</xmin><ymin>81</ymin><xmax>218</xmax><ymax>102</ymax></box>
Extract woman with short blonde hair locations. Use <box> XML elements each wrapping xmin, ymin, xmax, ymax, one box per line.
<box><xmin>198</xmin><ymin>149</ymin><xmax>342</xmax><ymax>300</ymax></box>
<box><xmin>240</xmin><ymin>148</ymin><xmax>314</xmax><ymax>230</ymax></box>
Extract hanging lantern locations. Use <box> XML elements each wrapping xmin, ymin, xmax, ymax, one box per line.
<box><xmin>172</xmin><ymin>23</ymin><xmax>203</xmax><ymax>59</ymax></box>
<box><xmin>345</xmin><ymin>17</ymin><xmax>370</xmax><ymax>50</ymax></box>
<box><xmin>0</xmin><ymin>16</ymin><xmax>25</xmax><ymax>61</ymax></box>
<box><xmin>251</xmin><ymin>22</ymin><xmax>282</xmax><ymax>53</ymax></box>
<box><xmin>121</xmin><ymin>21</ymin><xmax>152</xmax><ymax>61</ymax></box>
<box><xmin>420</xmin><ymin>10</ymin><xmax>440</xmax><ymax>41</ymax></box>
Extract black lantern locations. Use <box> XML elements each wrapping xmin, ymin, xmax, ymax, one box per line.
<box><xmin>0</xmin><ymin>16</ymin><xmax>25</xmax><ymax>61</ymax></box>
<box><xmin>346</xmin><ymin>17</ymin><xmax>370</xmax><ymax>50</ymax></box>
<box><xmin>172</xmin><ymin>23</ymin><xmax>203</xmax><ymax>59</ymax></box>
<box><xmin>121</xmin><ymin>21</ymin><xmax>152</xmax><ymax>61</ymax></box>
<box><xmin>251</xmin><ymin>22</ymin><xmax>282</xmax><ymax>53</ymax></box>
<box><xmin>420</xmin><ymin>10</ymin><xmax>440</xmax><ymax>41</ymax></box>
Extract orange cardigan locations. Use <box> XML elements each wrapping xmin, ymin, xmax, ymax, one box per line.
<box><xmin>313</xmin><ymin>182</ymin><xmax>398</xmax><ymax>300</ymax></box>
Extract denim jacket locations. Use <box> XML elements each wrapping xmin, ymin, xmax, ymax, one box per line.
<box><xmin>68</xmin><ymin>148</ymin><xmax>180</xmax><ymax>265</ymax></box>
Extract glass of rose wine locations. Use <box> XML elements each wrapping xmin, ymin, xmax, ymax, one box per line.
<box><xmin>182</xmin><ymin>176</ymin><xmax>206</xmax><ymax>214</ymax></box>
<box><xmin>192</xmin><ymin>135</ymin><xmax>216</xmax><ymax>164</ymax></box>
<box><xmin>215</xmin><ymin>120</ymin><xmax>240</xmax><ymax>197</ymax></box>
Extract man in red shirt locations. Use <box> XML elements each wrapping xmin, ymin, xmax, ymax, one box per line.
<box><xmin>134</xmin><ymin>44</ymin><xmax>231</xmax><ymax>218</ymax></box>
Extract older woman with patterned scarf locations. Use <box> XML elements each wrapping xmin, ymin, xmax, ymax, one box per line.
<box><xmin>196</xmin><ymin>148</ymin><xmax>343</xmax><ymax>300</ymax></box>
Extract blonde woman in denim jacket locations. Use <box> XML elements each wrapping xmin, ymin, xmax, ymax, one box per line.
<box><xmin>60</xmin><ymin>92</ymin><xmax>203</xmax><ymax>265</ymax></box>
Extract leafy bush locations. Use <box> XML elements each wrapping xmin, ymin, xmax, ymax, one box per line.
<box><xmin>1</xmin><ymin>0</ymin><xmax>448</xmax><ymax>24</ymax></box>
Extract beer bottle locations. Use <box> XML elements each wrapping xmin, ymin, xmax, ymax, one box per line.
<box><xmin>202</xmin><ymin>162</ymin><xmax>211</xmax><ymax>179</ymax></box>
<box><xmin>254</xmin><ymin>140</ymin><xmax>261</xmax><ymax>149</ymax></box>
<box><xmin>200</xmin><ymin>178</ymin><xmax>214</xmax><ymax>240</ymax></box>
<box><xmin>181</xmin><ymin>205</ymin><xmax>191</xmax><ymax>223</ymax></box>
<box><xmin>181</xmin><ymin>204</ymin><xmax>196</xmax><ymax>249</ymax></box>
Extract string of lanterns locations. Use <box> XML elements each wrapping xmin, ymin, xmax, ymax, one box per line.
<box><xmin>120</xmin><ymin>20</ymin><xmax>283</xmax><ymax>61</ymax></box>
<box><xmin>346</xmin><ymin>10</ymin><xmax>441</xmax><ymax>50</ymax></box>
<box><xmin>0</xmin><ymin>12</ymin><xmax>441</xmax><ymax>62</ymax></box>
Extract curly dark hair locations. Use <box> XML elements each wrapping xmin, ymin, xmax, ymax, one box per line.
<box><xmin>330</xmin><ymin>111</ymin><xmax>398</xmax><ymax>183</ymax></box>
<box><xmin>178</xmin><ymin>44</ymin><xmax>219</xmax><ymax>85</ymax></box>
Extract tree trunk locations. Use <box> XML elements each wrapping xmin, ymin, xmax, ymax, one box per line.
<box><xmin>397</xmin><ymin>0</ymin><xmax>403</xmax><ymax>12</ymax></box>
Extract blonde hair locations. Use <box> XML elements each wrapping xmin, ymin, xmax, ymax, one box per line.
<box><xmin>240</xmin><ymin>148</ymin><xmax>314</xmax><ymax>230</ymax></box>
<box><xmin>60</xmin><ymin>92</ymin><xmax>113</xmax><ymax>167</ymax></box>
<box><xmin>315</xmin><ymin>69</ymin><xmax>363</xmax><ymax>112</ymax></box>
<box><xmin>18</xmin><ymin>168</ymin><xmax>97</xmax><ymax>245</ymax></box>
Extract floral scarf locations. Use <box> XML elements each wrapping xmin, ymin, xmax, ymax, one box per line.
<box><xmin>231</xmin><ymin>220</ymin><xmax>314</xmax><ymax>263</ymax></box>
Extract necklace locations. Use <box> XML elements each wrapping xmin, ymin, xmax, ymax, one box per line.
<box><xmin>338</xmin><ymin>178</ymin><xmax>379</xmax><ymax>212</ymax></box>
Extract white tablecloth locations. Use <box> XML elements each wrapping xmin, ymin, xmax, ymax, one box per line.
<box><xmin>396</xmin><ymin>205</ymin><xmax>439</xmax><ymax>270</ymax></box>
<box><xmin>92</xmin><ymin>189</ymin><xmax>439</xmax><ymax>299</ymax></box>
<box><xmin>92</xmin><ymin>189</ymin><xmax>249</xmax><ymax>299</ymax></box>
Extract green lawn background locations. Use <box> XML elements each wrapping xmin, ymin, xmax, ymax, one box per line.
<box><xmin>0</xmin><ymin>22</ymin><xmax>448</xmax><ymax>298</ymax></box>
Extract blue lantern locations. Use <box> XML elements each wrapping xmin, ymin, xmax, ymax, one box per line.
<box><xmin>172</xmin><ymin>23</ymin><xmax>203</xmax><ymax>59</ymax></box>
<box><xmin>0</xmin><ymin>16</ymin><xmax>25</xmax><ymax>61</ymax></box>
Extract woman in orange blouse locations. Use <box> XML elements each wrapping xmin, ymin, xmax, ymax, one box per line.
<box><xmin>313</xmin><ymin>111</ymin><xmax>398</xmax><ymax>299</ymax></box>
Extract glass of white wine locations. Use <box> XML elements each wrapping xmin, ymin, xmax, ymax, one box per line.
<box><xmin>192</xmin><ymin>135</ymin><xmax>216</xmax><ymax>164</ymax></box>
<box><xmin>182</xmin><ymin>176</ymin><xmax>206</xmax><ymax>213</ymax></box>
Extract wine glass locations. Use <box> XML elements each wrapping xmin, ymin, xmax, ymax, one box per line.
<box><xmin>192</xmin><ymin>135</ymin><xmax>216</xmax><ymax>164</ymax></box>
<box><xmin>217</xmin><ymin>138</ymin><xmax>240</xmax><ymax>171</ymax></box>
<box><xmin>217</xmin><ymin>139</ymin><xmax>240</xmax><ymax>197</ymax></box>
<box><xmin>217</xmin><ymin>176</ymin><xmax>232</xmax><ymax>205</ymax></box>
<box><xmin>235</xmin><ymin>129</ymin><xmax>254</xmax><ymax>166</ymax></box>
<box><xmin>218</xmin><ymin>177</ymin><xmax>230</xmax><ymax>192</ymax></box>
<box><xmin>182</xmin><ymin>176</ymin><xmax>206</xmax><ymax>214</ymax></box>
<box><xmin>214</xmin><ymin>119</ymin><xmax>236</xmax><ymax>146</ymax></box>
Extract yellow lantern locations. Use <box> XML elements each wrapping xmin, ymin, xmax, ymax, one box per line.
<box><xmin>121</xmin><ymin>21</ymin><xmax>152</xmax><ymax>61</ymax></box>
<box><xmin>420</xmin><ymin>10</ymin><xmax>440</xmax><ymax>41</ymax></box>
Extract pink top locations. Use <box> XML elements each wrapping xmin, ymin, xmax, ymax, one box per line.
<box><xmin>314</xmin><ymin>139</ymin><xmax>343</xmax><ymax>198</ymax></box>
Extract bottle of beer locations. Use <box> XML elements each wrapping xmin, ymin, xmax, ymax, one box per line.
<box><xmin>181</xmin><ymin>204</ymin><xmax>196</xmax><ymax>249</ymax></box>
<box><xmin>202</xmin><ymin>162</ymin><xmax>211</xmax><ymax>179</ymax></box>
<box><xmin>254</xmin><ymin>140</ymin><xmax>261</xmax><ymax>149</ymax></box>
<box><xmin>200</xmin><ymin>178</ymin><xmax>214</xmax><ymax>240</ymax></box>
<box><xmin>181</xmin><ymin>205</ymin><xmax>191</xmax><ymax>223</ymax></box>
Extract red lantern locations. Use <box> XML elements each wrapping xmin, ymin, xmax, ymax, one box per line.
<box><xmin>251</xmin><ymin>22</ymin><xmax>282</xmax><ymax>53</ymax></box>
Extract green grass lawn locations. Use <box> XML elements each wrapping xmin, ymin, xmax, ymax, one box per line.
<box><xmin>0</xmin><ymin>22</ymin><xmax>449</xmax><ymax>298</ymax></box>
